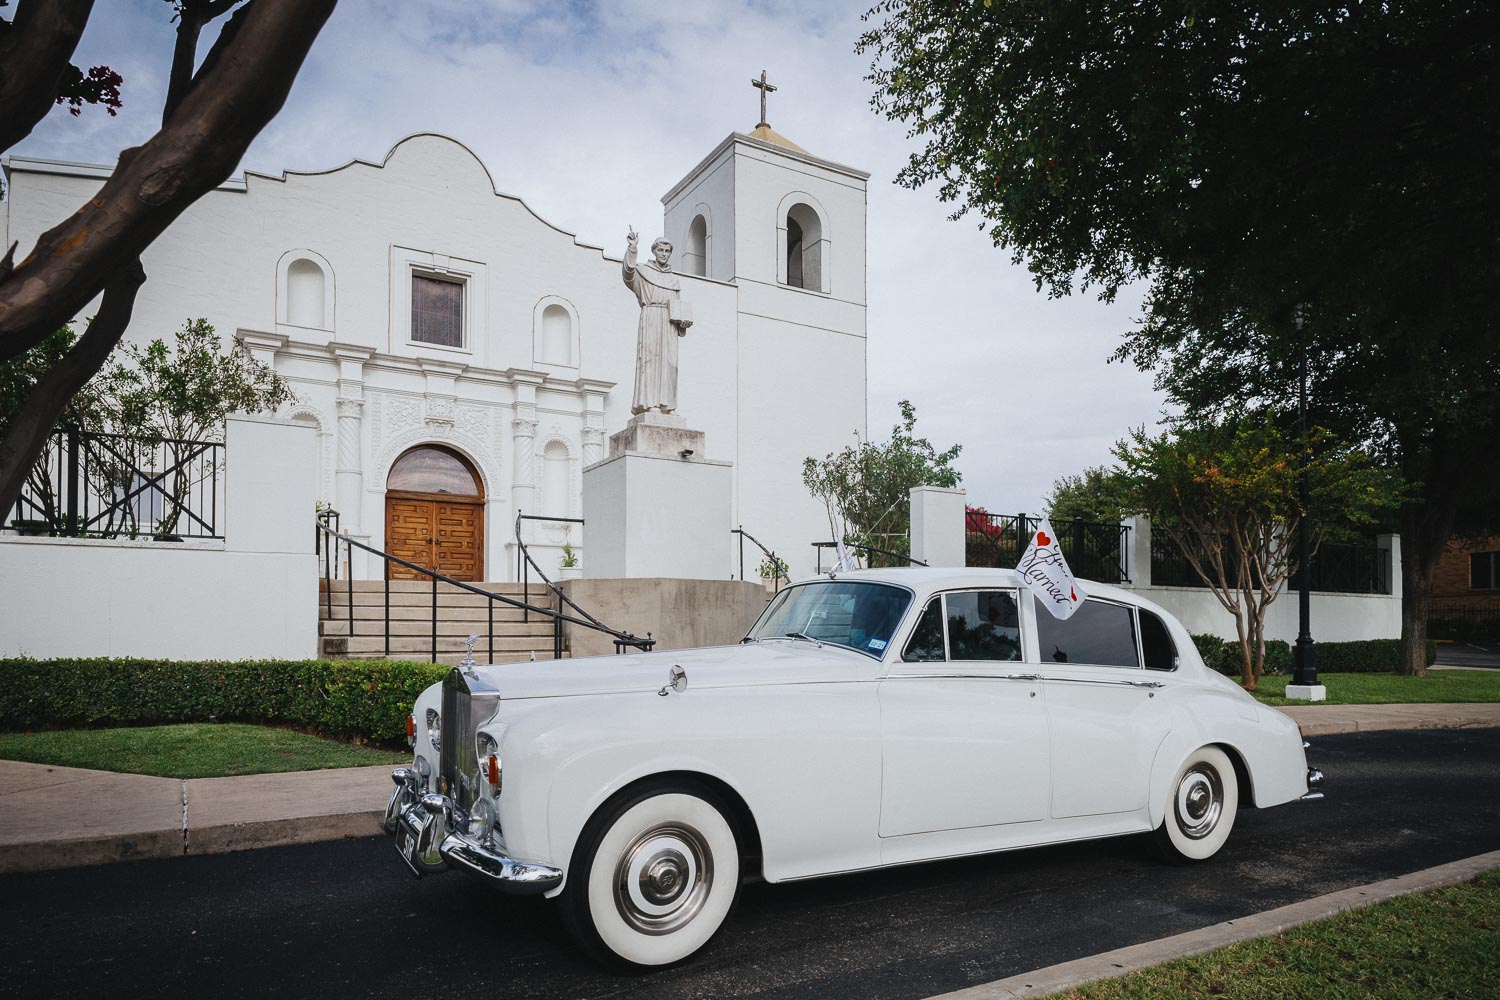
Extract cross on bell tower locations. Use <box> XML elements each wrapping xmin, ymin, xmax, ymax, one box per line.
<box><xmin>751</xmin><ymin>69</ymin><xmax>777</xmax><ymax>129</ymax></box>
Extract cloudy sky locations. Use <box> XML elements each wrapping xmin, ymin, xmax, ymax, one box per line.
<box><xmin>11</xmin><ymin>0</ymin><xmax>1166</xmax><ymax>514</ymax></box>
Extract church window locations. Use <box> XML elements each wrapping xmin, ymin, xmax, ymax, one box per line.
<box><xmin>387</xmin><ymin>445</ymin><xmax>480</xmax><ymax>496</ymax></box>
<box><xmin>411</xmin><ymin>274</ymin><xmax>464</xmax><ymax>348</ymax></box>
<box><xmin>541</xmin><ymin>304</ymin><xmax>572</xmax><ymax>365</ymax></box>
<box><xmin>285</xmin><ymin>258</ymin><xmax>326</xmax><ymax>328</ymax></box>
<box><xmin>687</xmin><ymin>214</ymin><xmax>708</xmax><ymax>277</ymax></box>
<box><xmin>784</xmin><ymin>202</ymin><xmax>824</xmax><ymax>292</ymax></box>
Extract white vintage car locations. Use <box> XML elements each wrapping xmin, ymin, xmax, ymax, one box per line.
<box><xmin>384</xmin><ymin>568</ymin><xmax>1321</xmax><ymax>967</ymax></box>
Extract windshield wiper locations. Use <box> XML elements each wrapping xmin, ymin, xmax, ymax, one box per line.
<box><xmin>784</xmin><ymin>631</ymin><xmax>824</xmax><ymax>648</ymax></box>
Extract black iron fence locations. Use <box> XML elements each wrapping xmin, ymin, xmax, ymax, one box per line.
<box><xmin>1290</xmin><ymin>540</ymin><xmax>1389</xmax><ymax>595</ymax></box>
<box><xmin>967</xmin><ymin>511</ymin><xmax>1131</xmax><ymax>585</ymax></box>
<box><xmin>1427</xmin><ymin>599</ymin><xmax>1500</xmax><ymax>642</ymax></box>
<box><xmin>1151</xmin><ymin>531</ymin><xmax>1390</xmax><ymax>595</ymax></box>
<box><xmin>7</xmin><ymin>425</ymin><xmax>224</xmax><ymax>540</ymax></box>
<box><xmin>733</xmin><ymin>526</ymin><xmax>789</xmax><ymax>590</ymax></box>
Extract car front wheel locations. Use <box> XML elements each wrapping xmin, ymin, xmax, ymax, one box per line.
<box><xmin>560</xmin><ymin>783</ymin><xmax>741</xmax><ymax>968</ymax></box>
<box><xmin>1153</xmin><ymin>745</ymin><xmax>1238</xmax><ymax>863</ymax></box>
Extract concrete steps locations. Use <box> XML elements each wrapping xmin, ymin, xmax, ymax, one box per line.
<box><xmin>317</xmin><ymin>577</ymin><xmax>566</xmax><ymax>663</ymax></box>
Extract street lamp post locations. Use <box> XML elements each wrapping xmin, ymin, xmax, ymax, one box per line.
<box><xmin>1288</xmin><ymin>307</ymin><xmax>1326</xmax><ymax>701</ymax></box>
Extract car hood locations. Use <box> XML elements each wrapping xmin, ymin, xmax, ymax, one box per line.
<box><xmin>469</xmin><ymin>640</ymin><xmax>874</xmax><ymax>701</ymax></box>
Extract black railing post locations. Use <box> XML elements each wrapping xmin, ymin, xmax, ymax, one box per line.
<box><xmin>346</xmin><ymin>536</ymin><xmax>353</xmax><ymax>636</ymax></box>
<box><xmin>384</xmin><ymin>570</ymin><xmax>390</xmax><ymax>660</ymax></box>
<box><xmin>65</xmin><ymin>425</ymin><xmax>80</xmax><ymax>536</ymax></box>
<box><xmin>488</xmin><ymin>600</ymin><xmax>494</xmax><ymax>663</ymax></box>
<box><xmin>432</xmin><ymin>572</ymin><xmax>438</xmax><ymax>664</ymax></box>
<box><xmin>554</xmin><ymin>613</ymin><xmax>563</xmax><ymax>661</ymax></box>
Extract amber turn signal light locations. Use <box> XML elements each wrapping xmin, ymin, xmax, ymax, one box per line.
<box><xmin>486</xmin><ymin>754</ymin><xmax>500</xmax><ymax>788</ymax></box>
<box><xmin>406</xmin><ymin>714</ymin><xmax>416</xmax><ymax>747</ymax></box>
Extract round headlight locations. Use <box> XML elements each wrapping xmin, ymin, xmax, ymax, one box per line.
<box><xmin>425</xmin><ymin>708</ymin><xmax>441</xmax><ymax>753</ymax></box>
<box><xmin>467</xmin><ymin>797</ymin><xmax>496</xmax><ymax>840</ymax></box>
<box><xmin>476</xmin><ymin>732</ymin><xmax>497</xmax><ymax>759</ymax></box>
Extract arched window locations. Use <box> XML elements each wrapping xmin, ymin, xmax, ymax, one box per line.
<box><xmin>687</xmin><ymin>214</ymin><xmax>708</xmax><ymax>277</ymax></box>
<box><xmin>785</xmin><ymin>202</ymin><xmax>823</xmax><ymax>291</ymax></box>
<box><xmin>541</xmin><ymin>304</ymin><xmax>572</xmax><ymax>365</ymax></box>
<box><xmin>387</xmin><ymin>445</ymin><xmax>481</xmax><ymax>497</ymax></box>
<box><xmin>543</xmin><ymin>441</ymin><xmax>570</xmax><ymax>517</ymax></box>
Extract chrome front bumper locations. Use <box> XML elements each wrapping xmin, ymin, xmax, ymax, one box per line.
<box><xmin>382</xmin><ymin>767</ymin><xmax>562</xmax><ymax>894</ymax></box>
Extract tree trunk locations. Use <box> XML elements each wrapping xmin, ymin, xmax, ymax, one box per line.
<box><xmin>1396</xmin><ymin>429</ymin><xmax>1460</xmax><ymax>677</ymax></box>
<box><xmin>0</xmin><ymin>261</ymin><xmax>145</xmax><ymax>522</ymax></box>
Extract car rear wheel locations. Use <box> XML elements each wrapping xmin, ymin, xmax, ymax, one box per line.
<box><xmin>1152</xmin><ymin>745</ymin><xmax>1238</xmax><ymax>863</ymax></box>
<box><xmin>560</xmin><ymin>783</ymin><xmax>741</xmax><ymax>968</ymax></box>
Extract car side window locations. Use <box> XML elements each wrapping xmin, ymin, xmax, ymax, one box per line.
<box><xmin>1033</xmin><ymin>597</ymin><xmax>1140</xmax><ymax>668</ymax></box>
<box><xmin>1139</xmin><ymin>608</ymin><xmax>1179</xmax><ymax>671</ymax></box>
<box><xmin>947</xmin><ymin>591</ymin><xmax>1022</xmax><ymax>662</ymax></box>
<box><xmin>902</xmin><ymin>598</ymin><xmax>946</xmax><ymax>662</ymax></box>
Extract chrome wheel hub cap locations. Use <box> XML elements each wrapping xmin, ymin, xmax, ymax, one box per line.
<box><xmin>1175</xmin><ymin>766</ymin><xmax>1224</xmax><ymax>840</ymax></box>
<box><xmin>614</xmin><ymin>823</ymin><xmax>712</xmax><ymax>935</ymax></box>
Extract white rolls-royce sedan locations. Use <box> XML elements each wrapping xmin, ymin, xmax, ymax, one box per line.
<box><xmin>384</xmin><ymin>568</ymin><xmax>1321</xmax><ymax>967</ymax></box>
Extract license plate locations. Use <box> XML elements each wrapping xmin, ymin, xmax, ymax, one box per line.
<box><xmin>396</xmin><ymin>825</ymin><xmax>422</xmax><ymax>876</ymax></box>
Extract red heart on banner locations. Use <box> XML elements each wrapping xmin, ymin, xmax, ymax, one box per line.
<box><xmin>1036</xmin><ymin>530</ymin><xmax>1052</xmax><ymax>546</ymax></box>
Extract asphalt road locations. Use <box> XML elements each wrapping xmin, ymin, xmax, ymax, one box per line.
<box><xmin>4</xmin><ymin>728</ymin><xmax>1499</xmax><ymax>1000</ymax></box>
<box><xmin>1435</xmin><ymin>641</ymin><xmax>1500</xmax><ymax>669</ymax></box>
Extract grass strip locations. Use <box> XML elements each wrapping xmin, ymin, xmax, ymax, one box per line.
<box><xmin>0</xmin><ymin>722</ymin><xmax>408</xmax><ymax>779</ymax></box>
<box><xmin>1251</xmin><ymin>670</ymin><xmax>1500</xmax><ymax>706</ymax></box>
<box><xmin>1056</xmin><ymin>869</ymin><xmax>1500</xmax><ymax>999</ymax></box>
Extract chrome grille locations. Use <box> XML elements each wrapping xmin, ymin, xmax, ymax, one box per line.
<box><xmin>439</xmin><ymin>665</ymin><xmax>502</xmax><ymax>816</ymax></box>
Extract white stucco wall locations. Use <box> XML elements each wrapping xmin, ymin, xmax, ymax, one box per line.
<box><xmin>1115</xmin><ymin>517</ymin><xmax>1403</xmax><ymax>643</ymax></box>
<box><xmin>5</xmin><ymin>129</ymin><xmax>869</xmax><ymax>583</ymax></box>
<box><xmin>0</xmin><ymin>417</ymin><xmax>318</xmax><ymax>660</ymax></box>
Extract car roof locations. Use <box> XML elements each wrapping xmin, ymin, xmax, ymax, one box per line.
<box><xmin>786</xmin><ymin>566</ymin><xmax>1143</xmax><ymax>607</ymax></box>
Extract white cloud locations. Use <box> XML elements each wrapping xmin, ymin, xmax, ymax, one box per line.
<box><xmin>11</xmin><ymin>0</ymin><xmax>1165</xmax><ymax>515</ymax></box>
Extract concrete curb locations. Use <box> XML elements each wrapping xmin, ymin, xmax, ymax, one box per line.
<box><xmin>1278</xmin><ymin>703</ymin><xmax>1500</xmax><ymax>737</ymax></box>
<box><xmin>925</xmin><ymin>849</ymin><xmax>1500</xmax><ymax>1000</ymax></box>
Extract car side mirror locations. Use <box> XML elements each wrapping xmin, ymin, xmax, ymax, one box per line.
<box><xmin>658</xmin><ymin>664</ymin><xmax>687</xmax><ymax>697</ymax></box>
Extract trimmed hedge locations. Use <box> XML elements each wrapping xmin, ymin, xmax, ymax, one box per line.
<box><xmin>1189</xmin><ymin>634</ymin><xmax>1435</xmax><ymax>676</ymax></box>
<box><xmin>0</xmin><ymin>658</ymin><xmax>447</xmax><ymax>742</ymax></box>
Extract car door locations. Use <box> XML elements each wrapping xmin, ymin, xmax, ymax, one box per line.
<box><xmin>877</xmin><ymin>589</ymin><xmax>1051</xmax><ymax>837</ymax></box>
<box><xmin>1031</xmin><ymin>595</ymin><xmax>1173</xmax><ymax>819</ymax></box>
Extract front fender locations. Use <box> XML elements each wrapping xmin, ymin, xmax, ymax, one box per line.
<box><xmin>494</xmin><ymin>682</ymin><xmax>882</xmax><ymax>893</ymax></box>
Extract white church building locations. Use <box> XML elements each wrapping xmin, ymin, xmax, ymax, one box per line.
<box><xmin>2</xmin><ymin>120</ymin><xmax>870</xmax><ymax>592</ymax></box>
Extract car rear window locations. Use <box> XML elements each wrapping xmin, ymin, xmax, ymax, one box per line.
<box><xmin>1033</xmin><ymin>597</ymin><xmax>1140</xmax><ymax>668</ymax></box>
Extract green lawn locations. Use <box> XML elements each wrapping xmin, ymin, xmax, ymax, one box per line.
<box><xmin>1251</xmin><ymin>670</ymin><xmax>1500</xmax><ymax>706</ymax></box>
<box><xmin>0</xmin><ymin>723</ymin><xmax>408</xmax><ymax>779</ymax></box>
<box><xmin>1056</xmin><ymin>869</ymin><xmax>1500</xmax><ymax>999</ymax></box>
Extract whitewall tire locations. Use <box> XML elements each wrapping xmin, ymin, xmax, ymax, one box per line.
<box><xmin>1154</xmin><ymin>745</ymin><xmax>1238</xmax><ymax>863</ymax></box>
<box><xmin>561</xmin><ymin>784</ymin><xmax>741</xmax><ymax>968</ymax></box>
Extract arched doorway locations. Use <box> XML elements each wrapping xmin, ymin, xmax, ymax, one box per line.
<box><xmin>384</xmin><ymin>445</ymin><xmax>485</xmax><ymax>581</ymax></box>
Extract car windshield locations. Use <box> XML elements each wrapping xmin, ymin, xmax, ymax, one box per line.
<box><xmin>746</xmin><ymin>581</ymin><xmax>912</xmax><ymax>657</ymax></box>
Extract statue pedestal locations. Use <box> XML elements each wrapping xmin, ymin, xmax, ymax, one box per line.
<box><xmin>609</xmin><ymin>411</ymin><xmax>706</xmax><ymax>460</ymax></box>
<box><xmin>583</xmin><ymin>446</ymin><xmax>732</xmax><ymax>580</ymax></box>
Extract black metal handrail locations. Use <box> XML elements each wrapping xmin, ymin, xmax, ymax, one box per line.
<box><xmin>812</xmin><ymin>540</ymin><xmax>929</xmax><ymax>573</ymax></box>
<box><xmin>8</xmin><ymin>425</ymin><xmax>223</xmax><ymax>540</ymax></box>
<box><xmin>513</xmin><ymin>512</ymin><xmax>654</xmax><ymax>653</ymax></box>
<box><xmin>315</xmin><ymin>515</ymin><xmax>653</xmax><ymax>664</ymax></box>
<box><xmin>967</xmin><ymin>511</ymin><xmax>1131</xmax><ymax>584</ymax></box>
<box><xmin>732</xmin><ymin>526</ymin><xmax>788</xmax><ymax>590</ymax></box>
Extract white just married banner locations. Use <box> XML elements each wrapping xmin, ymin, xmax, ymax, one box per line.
<box><xmin>1017</xmin><ymin>518</ymin><xmax>1087</xmax><ymax>621</ymax></box>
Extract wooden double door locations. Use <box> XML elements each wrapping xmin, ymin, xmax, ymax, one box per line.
<box><xmin>385</xmin><ymin>492</ymin><xmax>484</xmax><ymax>582</ymax></box>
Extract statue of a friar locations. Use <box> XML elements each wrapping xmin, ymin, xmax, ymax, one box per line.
<box><xmin>622</xmin><ymin>227</ymin><xmax>693</xmax><ymax>415</ymax></box>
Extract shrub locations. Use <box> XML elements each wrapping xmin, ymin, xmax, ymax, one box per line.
<box><xmin>1188</xmin><ymin>635</ymin><xmax>1435</xmax><ymax>676</ymax></box>
<box><xmin>0</xmin><ymin>658</ymin><xmax>447</xmax><ymax>742</ymax></box>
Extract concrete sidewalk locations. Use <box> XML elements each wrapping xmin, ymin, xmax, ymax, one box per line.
<box><xmin>3</xmin><ymin>702</ymin><xmax>1499</xmax><ymax>876</ymax></box>
<box><xmin>0</xmin><ymin>760</ymin><xmax>392</xmax><ymax>875</ymax></box>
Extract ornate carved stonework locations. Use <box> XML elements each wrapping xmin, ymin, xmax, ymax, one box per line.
<box><xmin>425</xmin><ymin>395</ymin><xmax>456</xmax><ymax>427</ymax></box>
